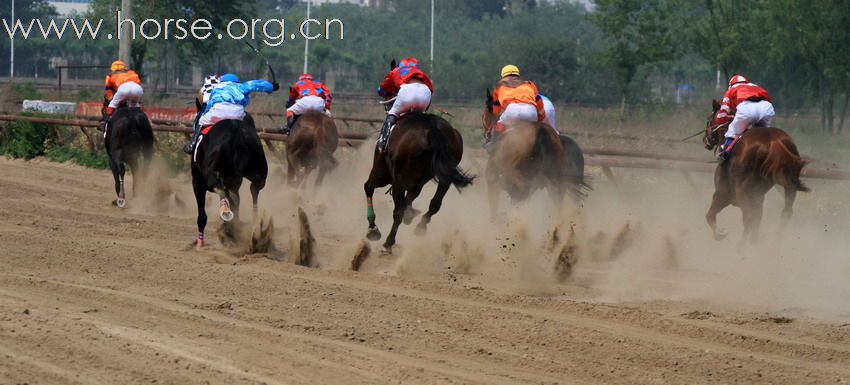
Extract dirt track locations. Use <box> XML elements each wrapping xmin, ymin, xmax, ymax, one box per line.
<box><xmin>2</xmin><ymin>156</ymin><xmax>850</xmax><ymax>384</ymax></box>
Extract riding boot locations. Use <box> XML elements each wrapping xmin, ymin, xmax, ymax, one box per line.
<box><xmin>98</xmin><ymin>107</ymin><xmax>114</xmax><ymax>132</ymax></box>
<box><xmin>377</xmin><ymin>114</ymin><xmax>397</xmax><ymax>153</ymax></box>
<box><xmin>716</xmin><ymin>137</ymin><xmax>735</xmax><ymax>163</ymax></box>
<box><xmin>183</xmin><ymin>120</ymin><xmax>202</xmax><ymax>154</ymax></box>
<box><xmin>280</xmin><ymin>115</ymin><xmax>296</xmax><ymax>135</ymax></box>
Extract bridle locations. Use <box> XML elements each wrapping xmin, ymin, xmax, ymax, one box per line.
<box><xmin>704</xmin><ymin>121</ymin><xmax>728</xmax><ymax>150</ymax></box>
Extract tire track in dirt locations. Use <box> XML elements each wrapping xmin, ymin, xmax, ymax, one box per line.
<box><xmin>232</xmin><ymin>264</ymin><xmax>850</xmax><ymax>377</ymax></box>
<box><xmin>0</xmin><ymin>275</ymin><xmax>567</xmax><ymax>385</ymax></box>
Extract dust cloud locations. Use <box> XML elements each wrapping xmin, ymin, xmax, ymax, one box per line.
<box><xmin>145</xmin><ymin>137</ymin><xmax>850</xmax><ymax>322</ymax></box>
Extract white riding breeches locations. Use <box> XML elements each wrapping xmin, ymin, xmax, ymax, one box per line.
<box><xmin>287</xmin><ymin>95</ymin><xmax>326</xmax><ymax>115</ymax></box>
<box><xmin>542</xmin><ymin>97</ymin><xmax>557</xmax><ymax>133</ymax></box>
<box><xmin>388</xmin><ymin>83</ymin><xmax>431</xmax><ymax>116</ymax></box>
<box><xmin>726</xmin><ymin>100</ymin><xmax>775</xmax><ymax>138</ymax></box>
<box><xmin>198</xmin><ymin>102</ymin><xmax>246</xmax><ymax>126</ymax></box>
<box><xmin>109</xmin><ymin>82</ymin><xmax>143</xmax><ymax>109</ymax></box>
<box><xmin>498</xmin><ymin>103</ymin><xmax>538</xmax><ymax>126</ymax></box>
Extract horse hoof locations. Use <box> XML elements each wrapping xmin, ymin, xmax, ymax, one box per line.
<box><xmin>195</xmin><ymin>239</ymin><xmax>204</xmax><ymax>250</ymax></box>
<box><xmin>414</xmin><ymin>224</ymin><xmax>427</xmax><ymax>236</ymax></box>
<box><xmin>714</xmin><ymin>229</ymin><xmax>728</xmax><ymax>241</ymax></box>
<box><xmin>220</xmin><ymin>210</ymin><xmax>234</xmax><ymax>222</ymax></box>
<box><xmin>114</xmin><ymin>198</ymin><xmax>126</xmax><ymax>208</ymax></box>
<box><xmin>381</xmin><ymin>245</ymin><xmax>393</xmax><ymax>255</ymax></box>
<box><xmin>366</xmin><ymin>227</ymin><xmax>382</xmax><ymax>241</ymax></box>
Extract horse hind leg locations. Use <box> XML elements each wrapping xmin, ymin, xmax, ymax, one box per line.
<box><xmin>213</xmin><ymin>187</ymin><xmax>234</xmax><ymax>222</ymax></box>
<box><xmin>250</xmin><ymin>180</ymin><xmax>262</xmax><ymax>217</ymax></box>
<box><xmin>706</xmin><ymin>187</ymin><xmax>732</xmax><ymax>241</ymax></box>
<box><xmin>192</xmin><ymin>173</ymin><xmax>208</xmax><ymax>249</ymax></box>
<box><xmin>127</xmin><ymin>155</ymin><xmax>140</xmax><ymax>198</ymax></box>
<box><xmin>383</xmin><ymin>184</ymin><xmax>407</xmax><ymax>252</ymax></box>
<box><xmin>110</xmin><ymin>154</ymin><xmax>127</xmax><ymax>208</ymax></box>
<box><xmin>748</xmin><ymin>194</ymin><xmax>766</xmax><ymax>246</ymax></box>
<box><xmin>416</xmin><ymin>181</ymin><xmax>451</xmax><ymax>235</ymax></box>
<box><xmin>364</xmin><ymin>180</ymin><xmax>382</xmax><ymax>241</ymax></box>
<box><xmin>780</xmin><ymin>186</ymin><xmax>797</xmax><ymax>236</ymax></box>
<box><xmin>403</xmin><ymin>185</ymin><xmax>423</xmax><ymax>225</ymax></box>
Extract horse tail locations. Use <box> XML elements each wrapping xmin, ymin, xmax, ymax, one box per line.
<box><xmin>558</xmin><ymin>134</ymin><xmax>592</xmax><ymax>198</ymax></box>
<box><xmin>762</xmin><ymin>137</ymin><xmax>810</xmax><ymax>192</ymax></box>
<box><xmin>427</xmin><ymin>125</ymin><xmax>474</xmax><ymax>189</ymax></box>
<box><xmin>531</xmin><ymin>123</ymin><xmax>554</xmax><ymax>164</ymax></box>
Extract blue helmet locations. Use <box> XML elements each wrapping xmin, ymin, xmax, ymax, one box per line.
<box><xmin>220</xmin><ymin>73</ymin><xmax>240</xmax><ymax>83</ymax></box>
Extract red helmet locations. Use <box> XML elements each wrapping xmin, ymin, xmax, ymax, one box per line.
<box><xmin>298</xmin><ymin>73</ymin><xmax>313</xmax><ymax>82</ymax></box>
<box><xmin>728</xmin><ymin>74</ymin><xmax>748</xmax><ymax>87</ymax></box>
<box><xmin>399</xmin><ymin>58</ymin><xmax>420</xmax><ymax>69</ymax></box>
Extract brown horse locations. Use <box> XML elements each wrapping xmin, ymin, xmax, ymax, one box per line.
<box><xmin>703</xmin><ymin>99</ymin><xmax>809</xmax><ymax>246</ymax></box>
<box><xmin>364</xmin><ymin>112</ymin><xmax>474</xmax><ymax>251</ymax></box>
<box><xmin>482</xmin><ymin>89</ymin><xmax>588</xmax><ymax>219</ymax></box>
<box><xmin>285</xmin><ymin>111</ymin><xmax>339</xmax><ymax>187</ymax></box>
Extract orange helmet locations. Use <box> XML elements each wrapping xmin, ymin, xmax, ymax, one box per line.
<box><xmin>728</xmin><ymin>74</ymin><xmax>748</xmax><ymax>87</ymax></box>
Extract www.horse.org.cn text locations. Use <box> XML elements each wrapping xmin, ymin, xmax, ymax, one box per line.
<box><xmin>2</xmin><ymin>11</ymin><xmax>345</xmax><ymax>47</ymax></box>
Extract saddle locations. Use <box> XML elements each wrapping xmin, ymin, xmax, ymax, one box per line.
<box><xmin>386</xmin><ymin>111</ymin><xmax>418</xmax><ymax>141</ymax></box>
<box><xmin>192</xmin><ymin>125</ymin><xmax>215</xmax><ymax>163</ymax></box>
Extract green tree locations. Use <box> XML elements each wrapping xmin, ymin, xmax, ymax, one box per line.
<box><xmin>593</xmin><ymin>0</ymin><xmax>687</xmax><ymax>112</ymax></box>
<box><xmin>766</xmin><ymin>0</ymin><xmax>850</xmax><ymax>133</ymax></box>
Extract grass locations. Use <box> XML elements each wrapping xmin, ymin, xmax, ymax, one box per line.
<box><xmin>46</xmin><ymin>145</ymin><xmax>109</xmax><ymax>169</ymax></box>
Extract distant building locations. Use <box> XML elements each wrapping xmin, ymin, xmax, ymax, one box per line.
<box><xmin>49</xmin><ymin>0</ymin><xmax>92</xmax><ymax>16</ymax></box>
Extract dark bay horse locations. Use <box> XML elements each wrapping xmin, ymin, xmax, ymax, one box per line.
<box><xmin>191</xmin><ymin>114</ymin><xmax>268</xmax><ymax>249</ymax></box>
<box><xmin>364</xmin><ymin>112</ymin><xmax>474</xmax><ymax>251</ymax></box>
<box><xmin>285</xmin><ymin>111</ymin><xmax>339</xmax><ymax>187</ymax></box>
<box><xmin>482</xmin><ymin>89</ymin><xmax>588</xmax><ymax>218</ymax></box>
<box><xmin>703</xmin><ymin>99</ymin><xmax>809</xmax><ymax>246</ymax></box>
<box><xmin>105</xmin><ymin>106</ymin><xmax>154</xmax><ymax>208</ymax></box>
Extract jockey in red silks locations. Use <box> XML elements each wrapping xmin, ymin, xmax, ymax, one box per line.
<box><xmin>714</xmin><ymin>74</ymin><xmax>774</xmax><ymax>163</ymax></box>
<box><xmin>280</xmin><ymin>73</ymin><xmax>333</xmax><ymax>135</ymax></box>
<box><xmin>376</xmin><ymin>57</ymin><xmax>434</xmax><ymax>153</ymax></box>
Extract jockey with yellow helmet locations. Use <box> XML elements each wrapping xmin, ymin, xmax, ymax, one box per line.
<box><xmin>102</xmin><ymin>60</ymin><xmax>143</xmax><ymax>127</ymax></box>
<box><xmin>486</xmin><ymin>65</ymin><xmax>547</xmax><ymax>145</ymax></box>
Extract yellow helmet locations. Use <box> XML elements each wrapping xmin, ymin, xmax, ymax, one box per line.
<box><xmin>110</xmin><ymin>60</ymin><xmax>126</xmax><ymax>72</ymax></box>
<box><xmin>501</xmin><ymin>64</ymin><xmax>520</xmax><ymax>78</ymax></box>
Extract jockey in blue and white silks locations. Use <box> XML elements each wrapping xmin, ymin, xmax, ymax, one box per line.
<box><xmin>198</xmin><ymin>73</ymin><xmax>278</xmax><ymax>127</ymax></box>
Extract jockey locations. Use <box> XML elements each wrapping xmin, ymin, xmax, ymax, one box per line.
<box><xmin>182</xmin><ymin>75</ymin><xmax>220</xmax><ymax>154</ymax></box>
<box><xmin>183</xmin><ymin>73</ymin><xmax>279</xmax><ymax>154</ymax></box>
<box><xmin>102</xmin><ymin>60</ymin><xmax>143</xmax><ymax>128</ymax></box>
<box><xmin>486</xmin><ymin>65</ymin><xmax>546</xmax><ymax>146</ymax></box>
<box><xmin>376</xmin><ymin>57</ymin><xmax>434</xmax><ymax>153</ymax></box>
<box><xmin>715</xmin><ymin>74</ymin><xmax>774</xmax><ymax>162</ymax></box>
<box><xmin>540</xmin><ymin>94</ymin><xmax>558</xmax><ymax>133</ymax></box>
<box><xmin>280</xmin><ymin>73</ymin><xmax>333</xmax><ymax>135</ymax></box>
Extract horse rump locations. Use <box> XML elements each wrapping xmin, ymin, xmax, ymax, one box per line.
<box><xmin>762</xmin><ymin>135</ymin><xmax>810</xmax><ymax>192</ymax></box>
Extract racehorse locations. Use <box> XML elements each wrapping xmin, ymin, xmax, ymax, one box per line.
<box><xmin>363</xmin><ymin>112</ymin><xmax>474</xmax><ymax>252</ymax></box>
<box><xmin>703</xmin><ymin>99</ymin><xmax>809</xmax><ymax>246</ymax></box>
<box><xmin>191</xmin><ymin>113</ymin><xmax>268</xmax><ymax>249</ymax></box>
<box><xmin>285</xmin><ymin>111</ymin><xmax>339</xmax><ymax>187</ymax></box>
<box><xmin>104</xmin><ymin>106</ymin><xmax>154</xmax><ymax>208</ymax></box>
<box><xmin>482</xmin><ymin>89</ymin><xmax>588</xmax><ymax>218</ymax></box>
